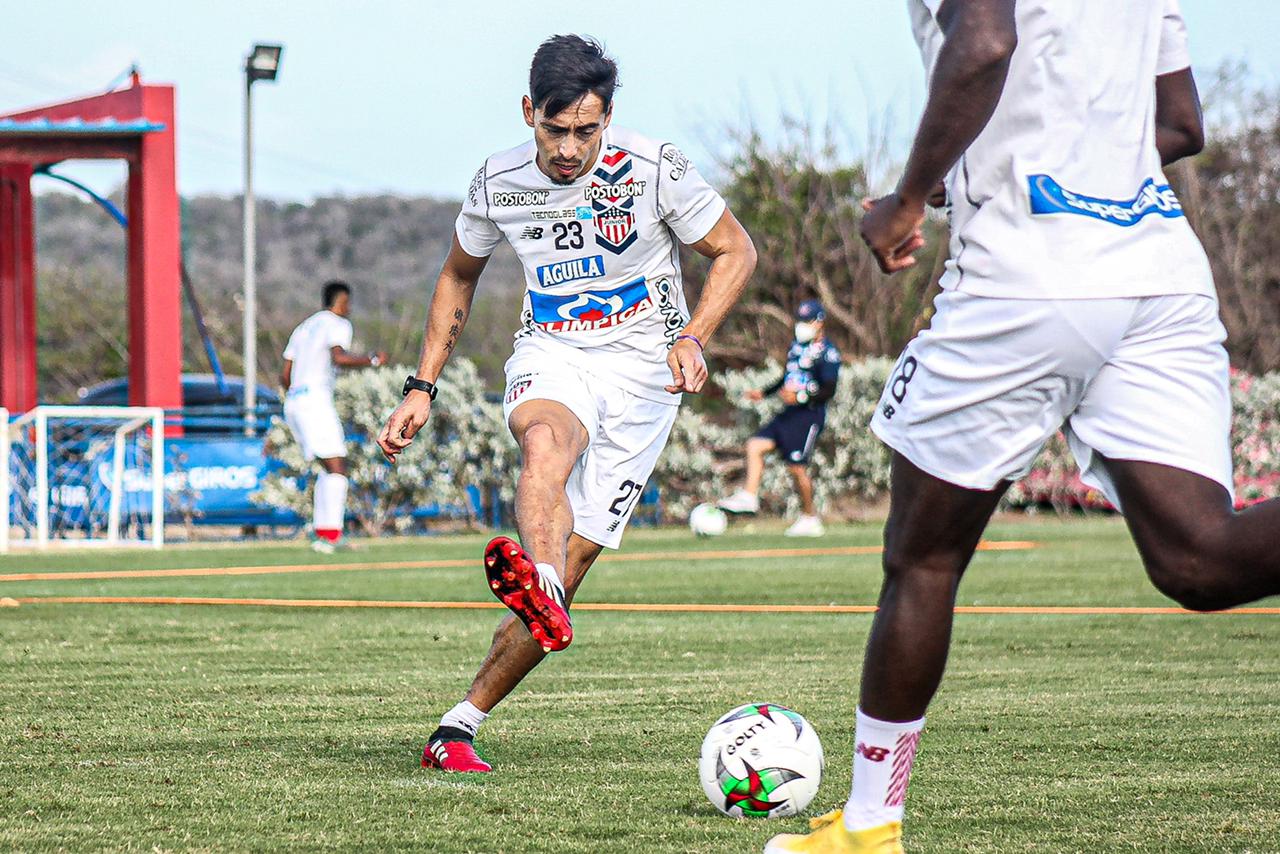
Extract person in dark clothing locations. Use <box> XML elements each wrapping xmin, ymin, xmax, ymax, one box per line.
<box><xmin>719</xmin><ymin>300</ymin><xmax>841</xmax><ymax>536</ymax></box>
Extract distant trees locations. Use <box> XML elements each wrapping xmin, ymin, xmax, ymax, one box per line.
<box><xmin>690</xmin><ymin>127</ymin><xmax>946</xmax><ymax>367</ymax></box>
<box><xmin>33</xmin><ymin>193</ymin><xmax>524</xmax><ymax>401</ymax></box>
<box><xmin>1175</xmin><ymin>66</ymin><xmax>1280</xmax><ymax>375</ymax></box>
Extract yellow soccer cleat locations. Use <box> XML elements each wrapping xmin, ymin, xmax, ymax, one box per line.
<box><xmin>763</xmin><ymin>810</ymin><xmax>903</xmax><ymax>854</ymax></box>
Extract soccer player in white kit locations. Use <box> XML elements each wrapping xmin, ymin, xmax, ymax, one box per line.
<box><xmin>282</xmin><ymin>281</ymin><xmax>386</xmax><ymax>554</ymax></box>
<box><xmin>376</xmin><ymin>35</ymin><xmax>756</xmax><ymax>773</ymax></box>
<box><xmin>767</xmin><ymin>2</ymin><xmax>1280</xmax><ymax>852</ymax></box>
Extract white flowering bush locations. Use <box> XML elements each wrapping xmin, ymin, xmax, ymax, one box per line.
<box><xmin>255</xmin><ymin>356</ymin><xmax>1280</xmax><ymax>528</ymax></box>
<box><xmin>654</xmin><ymin>358</ymin><xmax>897</xmax><ymax>518</ymax></box>
<box><xmin>663</xmin><ymin>360</ymin><xmax>1280</xmax><ymax>519</ymax></box>
<box><xmin>256</xmin><ymin>360</ymin><xmax>519</xmax><ymax>534</ymax></box>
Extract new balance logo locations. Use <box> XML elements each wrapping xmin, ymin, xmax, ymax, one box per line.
<box><xmin>520</xmin><ymin>226</ymin><xmax>544</xmax><ymax>240</ymax></box>
<box><xmin>856</xmin><ymin>742</ymin><xmax>890</xmax><ymax>762</ymax></box>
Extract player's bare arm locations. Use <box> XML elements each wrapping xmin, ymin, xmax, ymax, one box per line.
<box><xmin>280</xmin><ymin>359</ymin><xmax>292</xmax><ymax>392</ymax></box>
<box><xmin>861</xmin><ymin>0</ymin><xmax>1017</xmax><ymax>274</ymax></box>
<box><xmin>1155</xmin><ymin>67</ymin><xmax>1205</xmax><ymax>166</ymax></box>
<box><xmin>665</xmin><ymin>209</ymin><xmax>757</xmax><ymax>394</ymax></box>
<box><xmin>330</xmin><ymin>346</ymin><xmax>387</xmax><ymax>368</ymax></box>
<box><xmin>376</xmin><ymin>237</ymin><xmax>488</xmax><ymax>462</ymax></box>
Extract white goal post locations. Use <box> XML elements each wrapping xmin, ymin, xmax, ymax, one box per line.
<box><xmin>2</xmin><ymin>406</ymin><xmax>165</xmax><ymax>552</ymax></box>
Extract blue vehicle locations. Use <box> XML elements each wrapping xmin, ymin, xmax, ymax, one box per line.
<box><xmin>77</xmin><ymin>374</ymin><xmax>282</xmax><ymax>434</ymax></box>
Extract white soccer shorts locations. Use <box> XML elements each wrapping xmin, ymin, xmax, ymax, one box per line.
<box><xmin>283</xmin><ymin>389</ymin><xmax>347</xmax><ymax>461</ymax></box>
<box><xmin>870</xmin><ymin>291</ymin><xmax>1233</xmax><ymax>509</ymax></box>
<box><xmin>502</xmin><ymin>349</ymin><xmax>678</xmax><ymax>550</ymax></box>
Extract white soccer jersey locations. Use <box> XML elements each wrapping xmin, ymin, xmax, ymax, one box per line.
<box><xmin>282</xmin><ymin>310</ymin><xmax>353</xmax><ymax>394</ymax></box>
<box><xmin>455</xmin><ymin>126</ymin><xmax>726</xmax><ymax>404</ymax></box>
<box><xmin>909</xmin><ymin>0</ymin><xmax>1214</xmax><ymax>299</ymax></box>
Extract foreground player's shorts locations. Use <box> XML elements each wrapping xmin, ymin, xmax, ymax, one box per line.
<box><xmin>283</xmin><ymin>387</ymin><xmax>347</xmax><ymax>460</ymax></box>
<box><xmin>870</xmin><ymin>291</ymin><xmax>1233</xmax><ymax>509</ymax></box>
<box><xmin>502</xmin><ymin>347</ymin><xmax>678</xmax><ymax>550</ymax></box>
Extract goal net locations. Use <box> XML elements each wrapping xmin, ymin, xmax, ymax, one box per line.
<box><xmin>2</xmin><ymin>406</ymin><xmax>166</xmax><ymax>552</ymax></box>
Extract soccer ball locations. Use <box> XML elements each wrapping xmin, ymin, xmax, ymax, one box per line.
<box><xmin>688</xmin><ymin>503</ymin><xmax>728</xmax><ymax>537</ymax></box>
<box><xmin>699</xmin><ymin>703</ymin><xmax>824</xmax><ymax>818</ymax></box>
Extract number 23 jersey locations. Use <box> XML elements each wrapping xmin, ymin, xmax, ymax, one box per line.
<box><xmin>454</xmin><ymin>126</ymin><xmax>726</xmax><ymax>404</ymax></box>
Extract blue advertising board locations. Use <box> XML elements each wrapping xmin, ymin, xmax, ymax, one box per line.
<box><xmin>165</xmin><ymin>437</ymin><xmax>300</xmax><ymax>526</ymax></box>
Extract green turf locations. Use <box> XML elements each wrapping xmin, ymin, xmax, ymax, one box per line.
<box><xmin>2</xmin><ymin>518</ymin><xmax>1278</xmax><ymax>852</ymax></box>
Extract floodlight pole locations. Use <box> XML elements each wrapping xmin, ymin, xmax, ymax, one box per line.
<box><xmin>242</xmin><ymin>70</ymin><xmax>258</xmax><ymax>435</ymax></box>
<box><xmin>241</xmin><ymin>43</ymin><xmax>282</xmax><ymax>436</ymax></box>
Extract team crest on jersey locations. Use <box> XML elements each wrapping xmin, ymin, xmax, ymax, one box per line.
<box><xmin>527</xmin><ymin>276</ymin><xmax>653</xmax><ymax>333</ymax></box>
<box><xmin>589</xmin><ymin>148</ymin><xmax>641</xmax><ymax>254</ymax></box>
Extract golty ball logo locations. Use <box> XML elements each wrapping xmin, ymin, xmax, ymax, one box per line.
<box><xmin>714</xmin><ymin>704</ymin><xmax>808</xmax><ymax>816</ymax></box>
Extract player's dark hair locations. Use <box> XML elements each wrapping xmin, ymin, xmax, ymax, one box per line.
<box><xmin>322</xmin><ymin>280</ymin><xmax>350</xmax><ymax>308</ymax></box>
<box><xmin>529</xmin><ymin>35</ymin><xmax>619</xmax><ymax>118</ymax></box>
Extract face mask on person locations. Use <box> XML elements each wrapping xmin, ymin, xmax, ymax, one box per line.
<box><xmin>794</xmin><ymin>321</ymin><xmax>819</xmax><ymax>343</ymax></box>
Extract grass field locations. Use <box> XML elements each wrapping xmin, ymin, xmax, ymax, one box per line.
<box><xmin>2</xmin><ymin>517</ymin><xmax>1279</xmax><ymax>853</ymax></box>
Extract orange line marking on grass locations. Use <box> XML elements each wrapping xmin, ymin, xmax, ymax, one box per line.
<box><xmin>12</xmin><ymin>596</ymin><xmax>1280</xmax><ymax>616</ymax></box>
<box><xmin>0</xmin><ymin>540</ymin><xmax>1038</xmax><ymax>583</ymax></box>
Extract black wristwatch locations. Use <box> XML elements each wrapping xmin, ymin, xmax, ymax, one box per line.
<box><xmin>402</xmin><ymin>375</ymin><xmax>439</xmax><ymax>400</ymax></box>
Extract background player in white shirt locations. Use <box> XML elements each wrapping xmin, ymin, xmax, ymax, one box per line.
<box><xmin>281</xmin><ymin>281</ymin><xmax>386</xmax><ymax>554</ymax></box>
<box><xmin>768</xmin><ymin>2</ymin><xmax>1280</xmax><ymax>852</ymax></box>
<box><xmin>376</xmin><ymin>35</ymin><xmax>756</xmax><ymax>773</ymax></box>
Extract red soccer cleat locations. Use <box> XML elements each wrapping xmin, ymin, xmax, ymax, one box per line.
<box><xmin>484</xmin><ymin>536</ymin><xmax>573</xmax><ymax>652</ymax></box>
<box><xmin>422</xmin><ymin>730</ymin><xmax>492</xmax><ymax>772</ymax></box>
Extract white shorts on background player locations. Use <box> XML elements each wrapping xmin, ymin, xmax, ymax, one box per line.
<box><xmin>870</xmin><ymin>291</ymin><xmax>1233</xmax><ymax>510</ymax></box>
<box><xmin>502</xmin><ymin>338</ymin><xmax>677</xmax><ymax>550</ymax></box>
<box><xmin>284</xmin><ymin>390</ymin><xmax>346</xmax><ymax>460</ymax></box>
<box><xmin>282</xmin><ymin>309</ymin><xmax>354</xmax><ymax>461</ymax></box>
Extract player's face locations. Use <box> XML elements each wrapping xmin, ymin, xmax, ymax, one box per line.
<box><xmin>523</xmin><ymin>92</ymin><xmax>612</xmax><ymax>185</ymax></box>
<box><xmin>330</xmin><ymin>292</ymin><xmax>350</xmax><ymax>317</ymax></box>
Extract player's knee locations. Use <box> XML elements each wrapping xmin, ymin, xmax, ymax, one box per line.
<box><xmin>880</xmin><ymin>542</ymin><xmax>966</xmax><ymax>586</ymax></box>
<box><xmin>1142</xmin><ymin>548</ymin><xmax>1230</xmax><ymax>612</ymax></box>
<box><xmin>519</xmin><ymin>422</ymin><xmax>573</xmax><ymax>475</ymax></box>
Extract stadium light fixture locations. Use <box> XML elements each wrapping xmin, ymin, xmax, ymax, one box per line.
<box><xmin>246</xmin><ymin>44</ymin><xmax>283</xmax><ymax>83</ymax></box>
<box><xmin>242</xmin><ymin>43</ymin><xmax>283</xmax><ymax>435</ymax></box>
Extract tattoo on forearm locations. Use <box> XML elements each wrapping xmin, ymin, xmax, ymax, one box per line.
<box><xmin>442</xmin><ymin>308</ymin><xmax>465</xmax><ymax>354</ymax></box>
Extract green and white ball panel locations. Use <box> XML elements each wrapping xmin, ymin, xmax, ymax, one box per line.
<box><xmin>698</xmin><ymin>703</ymin><xmax>824</xmax><ymax>818</ymax></box>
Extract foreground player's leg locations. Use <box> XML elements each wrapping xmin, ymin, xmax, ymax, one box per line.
<box><xmin>469</xmin><ymin>534</ymin><xmax>603</xmax><ymax>709</ymax></box>
<box><xmin>483</xmin><ymin>400</ymin><xmax>591</xmax><ymax>652</ymax></box>
<box><xmin>1104</xmin><ymin>458</ymin><xmax>1280</xmax><ymax>610</ymax></box>
<box><xmin>767</xmin><ymin>454</ymin><xmax>1005</xmax><ymax>852</ymax></box>
<box><xmin>423</xmin><ymin>534</ymin><xmax>603</xmax><ymax>772</ymax></box>
<box><xmin>423</xmin><ymin>401</ymin><xmax>590</xmax><ymax>772</ymax></box>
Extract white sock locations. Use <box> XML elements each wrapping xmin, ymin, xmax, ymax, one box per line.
<box><xmin>534</xmin><ymin>562</ymin><xmax>566</xmax><ymax>605</ymax></box>
<box><xmin>843</xmin><ymin>708</ymin><xmax>925</xmax><ymax>831</ymax></box>
<box><xmin>439</xmin><ymin>700</ymin><xmax>488</xmax><ymax>738</ymax></box>
<box><xmin>313</xmin><ymin>472</ymin><xmax>348</xmax><ymax>532</ymax></box>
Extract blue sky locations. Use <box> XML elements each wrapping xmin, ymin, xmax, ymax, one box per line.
<box><xmin>4</xmin><ymin>1</ymin><xmax>1275</xmax><ymax>201</ymax></box>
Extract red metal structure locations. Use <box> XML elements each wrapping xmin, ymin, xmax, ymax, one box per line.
<box><xmin>0</xmin><ymin>74</ymin><xmax>182</xmax><ymax>412</ymax></box>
